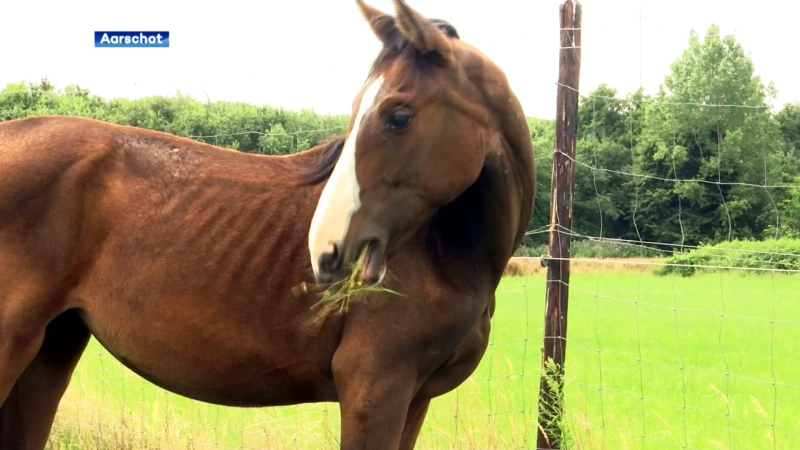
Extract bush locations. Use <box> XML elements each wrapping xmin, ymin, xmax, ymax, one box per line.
<box><xmin>653</xmin><ymin>238</ymin><xmax>800</xmax><ymax>277</ymax></box>
<box><xmin>514</xmin><ymin>239</ymin><xmax>664</xmax><ymax>259</ymax></box>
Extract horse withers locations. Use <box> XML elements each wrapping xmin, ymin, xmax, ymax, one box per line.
<box><xmin>0</xmin><ymin>0</ymin><xmax>536</xmax><ymax>448</ymax></box>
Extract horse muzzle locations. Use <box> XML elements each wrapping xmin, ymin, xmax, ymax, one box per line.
<box><xmin>315</xmin><ymin>237</ymin><xmax>387</xmax><ymax>286</ymax></box>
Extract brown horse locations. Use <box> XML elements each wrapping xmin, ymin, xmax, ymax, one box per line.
<box><xmin>0</xmin><ymin>0</ymin><xmax>535</xmax><ymax>448</ymax></box>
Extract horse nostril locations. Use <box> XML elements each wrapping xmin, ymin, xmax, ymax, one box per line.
<box><xmin>318</xmin><ymin>241</ymin><xmax>342</xmax><ymax>273</ymax></box>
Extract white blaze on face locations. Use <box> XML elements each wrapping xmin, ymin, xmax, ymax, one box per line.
<box><xmin>308</xmin><ymin>75</ymin><xmax>385</xmax><ymax>277</ymax></box>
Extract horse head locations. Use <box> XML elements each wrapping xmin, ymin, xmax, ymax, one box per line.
<box><xmin>308</xmin><ymin>0</ymin><xmax>532</xmax><ymax>286</ymax></box>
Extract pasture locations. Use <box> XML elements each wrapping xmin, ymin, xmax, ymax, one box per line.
<box><xmin>44</xmin><ymin>261</ymin><xmax>800</xmax><ymax>450</ymax></box>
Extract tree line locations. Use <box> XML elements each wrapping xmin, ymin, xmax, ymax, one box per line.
<box><xmin>2</xmin><ymin>25</ymin><xmax>799</xmax><ymax>254</ymax></box>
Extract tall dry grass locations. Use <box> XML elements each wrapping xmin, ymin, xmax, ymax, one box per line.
<box><xmin>503</xmin><ymin>256</ymin><xmax>663</xmax><ymax>277</ymax></box>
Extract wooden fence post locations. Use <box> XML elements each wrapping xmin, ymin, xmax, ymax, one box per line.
<box><xmin>537</xmin><ymin>1</ymin><xmax>582</xmax><ymax>449</ymax></box>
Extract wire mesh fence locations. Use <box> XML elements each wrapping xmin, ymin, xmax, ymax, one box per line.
<box><xmin>2</xmin><ymin>1</ymin><xmax>799</xmax><ymax>449</ymax></box>
<box><xmin>529</xmin><ymin>1</ymin><xmax>800</xmax><ymax>449</ymax></box>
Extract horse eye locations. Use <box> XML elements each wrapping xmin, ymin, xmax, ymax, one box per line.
<box><xmin>386</xmin><ymin>112</ymin><xmax>413</xmax><ymax>130</ymax></box>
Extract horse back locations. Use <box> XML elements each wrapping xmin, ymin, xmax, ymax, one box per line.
<box><xmin>0</xmin><ymin>114</ymin><xmax>220</xmax><ymax>215</ymax></box>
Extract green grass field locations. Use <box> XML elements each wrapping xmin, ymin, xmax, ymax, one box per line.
<box><xmin>45</xmin><ymin>268</ymin><xmax>800</xmax><ymax>450</ymax></box>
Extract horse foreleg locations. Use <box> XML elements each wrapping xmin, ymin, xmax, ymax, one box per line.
<box><xmin>0</xmin><ymin>309</ymin><xmax>46</xmax><ymax>448</ymax></box>
<box><xmin>0</xmin><ymin>310</ymin><xmax>89</xmax><ymax>450</ymax></box>
<box><xmin>334</xmin><ymin>370</ymin><xmax>417</xmax><ymax>450</ymax></box>
<box><xmin>0</xmin><ymin>294</ymin><xmax>50</xmax><ymax>409</ymax></box>
<box><xmin>332</xmin><ymin>347</ymin><xmax>438</xmax><ymax>450</ymax></box>
<box><xmin>332</xmin><ymin>334</ymin><xmax>429</xmax><ymax>450</ymax></box>
<box><xmin>398</xmin><ymin>397</ymin><xmax>431</xmax><ymax>450</ymax></box>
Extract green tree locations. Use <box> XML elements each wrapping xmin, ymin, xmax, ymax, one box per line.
<box><xmin>626</xmin><ymin>25</ymin><xmax>786</xmax><ymax>247</ymax></box>
<box><xmin>763</xmin><ymin>177</ymin><xmax>800</xmax><ymax>239</ymax></box>
<box><xmin>573</xmin><ymin>85</ymin><xmax>649</xmax><ymax>241</ymax></box>
<box><xmin>523</xmin><ymin>116</ymin><xmax>556</xmax><ymax>246</ymax></box>
<box><xmin>776</xmin><ymin>102</ymin><xmax>800</xmax><ymax>159</ymax></box>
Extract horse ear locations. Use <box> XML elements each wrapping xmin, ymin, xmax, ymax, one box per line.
<box><xmin>392</xmin><ymin>0</ymin><xmax>455</xmax><ymax>64</ymax></box>
<box><xmin>355</xmin><ymin>0</ymin><xmax>396</xmax><ymax>45</ymax></box>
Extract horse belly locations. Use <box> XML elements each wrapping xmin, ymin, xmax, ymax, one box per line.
<box><xmin>72</xmin><ymin>269</ymin><xmax>336</xmax><ymax>407</ymax></box>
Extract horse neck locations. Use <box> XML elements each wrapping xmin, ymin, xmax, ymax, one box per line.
<box><xmin>424</xmin><ymin>141</ymin><xmax>534</xmax><ymax>293</ymax></box>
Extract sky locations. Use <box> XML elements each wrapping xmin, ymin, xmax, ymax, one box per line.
<box><xmin>1</xmin><ymin>0</ymin><xmax>797</xmax><ymax>120</ymax></box>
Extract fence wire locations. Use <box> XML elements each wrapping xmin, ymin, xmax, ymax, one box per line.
<box><xmin>523</xmin><ymin>18</ymin><xmax>800</xmax><ymax>448</ymax></box>
<box><xmin>3</xmin><ymin>9</ymin><xmax>799</xmax><ymax>449</ymax></box>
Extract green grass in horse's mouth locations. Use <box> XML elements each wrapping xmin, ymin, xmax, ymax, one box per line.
<box><xmin>294</xmin><ymin>244</ymin><xmax>404</xmax><ymax>320</ymax></box>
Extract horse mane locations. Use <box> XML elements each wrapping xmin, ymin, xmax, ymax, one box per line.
<box><xmin>291</xmin><ymin>18</ymin><xmax>460</xmax><ymax>187</ymax></box>
<box><xmin>293</xmin><ymin>136</ymin><xmax>346</xmax><ymax>186</ymax></box>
